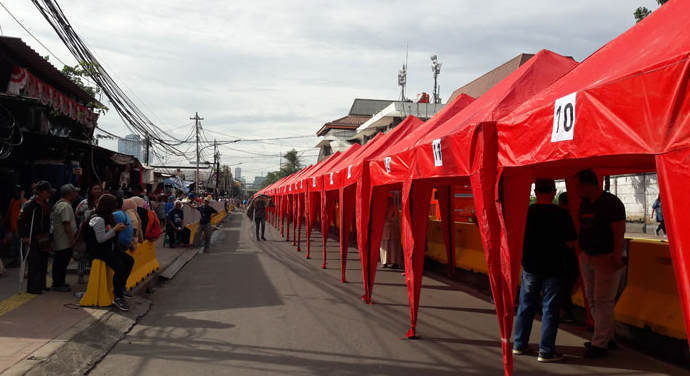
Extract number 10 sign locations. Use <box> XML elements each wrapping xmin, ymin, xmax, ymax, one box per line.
<box><xmin>551</xmin><ymin>92</ymin><xmax>576</xmax><ymax>142</ymax></box>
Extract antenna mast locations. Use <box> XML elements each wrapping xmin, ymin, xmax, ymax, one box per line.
<box><xmin>431</xmin><ymin>54</ymin><xmax>442</xmax><ymax>104</ymax></box>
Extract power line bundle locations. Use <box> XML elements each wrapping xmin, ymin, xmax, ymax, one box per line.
<box><xmin>30</xmin><ymin>0</ymin><xmax>185</xmax><ymax>157</ymax></box>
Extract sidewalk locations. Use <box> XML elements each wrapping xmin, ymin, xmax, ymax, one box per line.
<box><xmin>0</xmin><ymin>232</ymin><xmax>196</xmax><ymax>374</ymax></box>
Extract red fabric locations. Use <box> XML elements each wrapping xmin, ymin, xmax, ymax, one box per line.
<box><xmin>360</xmin><ymin>184</ymin><xmax>391</xmax><ymax>302</ymax></box>
<box><xmin>305</xmin><ymin>190</ymin><xmax>320</xmax><ymax>259</ymax></box>
<box><xmin>401</xmin><ymin>180</ymin><xmax>433</xmax><ymax>338</ymax></box>
<box><xmin>296</xmin><ymin>193</ymin><xmax>305</xmax><ymax>251</ymax></box>
<box><xmin>320</xmin><ymin>189</ymin><xmax>338</xmax><ymax>269</ymax></box>
<box><xmin>338</xmin><ymin>184</ymin><xmax>356</xmax><ymax>282</ymax></box>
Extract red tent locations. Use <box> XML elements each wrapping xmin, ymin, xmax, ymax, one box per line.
<box><xmin>392</xmin><ymin>50</ymin><xmax>578</xmax><ymax>374</ymax></box>
<box><xmin>493</xmin><ymin>1</ymin><xmax>690</xmax><ymax>374</ymax></box>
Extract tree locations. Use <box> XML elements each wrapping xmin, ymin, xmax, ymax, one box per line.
<box><xmin>261</xmin><ymin>149</ymin><xmax>304</xmax><ymax>188</ymax></box>
<box><xmin>634</xmin><ymin>0</ymin><xmax>668</xmax><ymax>23</ymax></box>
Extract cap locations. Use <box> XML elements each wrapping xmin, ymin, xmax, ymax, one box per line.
<box><xmin>35</xmin><ymin>180</ymin><xmax>55</xmax><ymax>193</ymax></box>
<box><xmin>534</xmin><ymin>178</ymin><xmax>556</xmax><ymax>193</ymax></box>
<box><xmin>204</xmin><ymin>195</ymin><xmax>212</xmax><ymax>202</ymax></box>
<box><xmin>60</xmin><ymin>184</ymin><xmax>80</xmax><ymax>196</ymax></box>
<box><xmin>174</xmin><ymin>200</ymin><xmax>183</xmax><ymax>206</ymax></box>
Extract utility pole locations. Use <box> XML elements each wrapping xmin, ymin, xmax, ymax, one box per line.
<box><xmin>190</xmin><ymin>112</ymin><xmax>204</xmax><ymax>194</ymax></box>
<box><xmin>144</xmin><ymin>132</ymin><xmax>151</xmax><ymax>165</ymax></box>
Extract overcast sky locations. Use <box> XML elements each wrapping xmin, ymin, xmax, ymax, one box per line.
<box><xmin>1</xmin><ymin>1</ymin><xmax>659</xmax><ymax>182</ymax></box>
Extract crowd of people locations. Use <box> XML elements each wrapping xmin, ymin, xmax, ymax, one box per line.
<box><xmin>0</xmin><ymin>180</ymin><xmax>231</xmax><ymax>311</ymax></box>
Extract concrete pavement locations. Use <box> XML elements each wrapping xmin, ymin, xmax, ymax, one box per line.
<box><xmin>87</xmin><ymin>212</ymin><xmax>688</xmax><ymax>376</ymax></box>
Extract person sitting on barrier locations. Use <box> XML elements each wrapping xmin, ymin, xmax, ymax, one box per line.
<box><xmin>574</xmin><ymin>168</ymin><xmax>626</xmax><ymax>358</ymax></box>
<box><xmin>166</xmin><ymin>201</ymin><xmax>185</xmax><ymax>248</ymax></box>
<box><xmin>513</xmin><ymin>178</ymin><xmax>577</xmax><ymax>363</ymax></box>
<box><xmin>123</xmin><ymin>199</ymin><xmax>144</xmax><ymax>248</ymax></box>
<box><xmin>192</xmin><ymin>196</ymin><xmax>218</xmax><ymax>251</ymax></box>
<box><xmin>83</xmin><ymin>194</ymin><xmax>133</xmax><ymax>311</ymax></box>
<box><xmin>131</xmin><ymin>196</ymin><xmax>149</xmax><ymax>236</ymax></box>
<box><xmin>75</xmin><ymin>182</ymin><xmax>103</xmax><ymax>284</ymax></box>
<box><xmin>113</xmin><ymin>197</ymin><xmax>135</xmax><ymax>251</ymax></box>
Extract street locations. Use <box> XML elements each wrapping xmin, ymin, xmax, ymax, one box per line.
<box><xmin>88</xmin><ymin>212</ymin><xmax>687</xmax><ymax>376</ymax></box>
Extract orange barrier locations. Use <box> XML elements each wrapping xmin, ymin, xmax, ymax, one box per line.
<box><xmin>126</xmin><ymin>240</ymin><xmax>160</xmax><ymax>290</ymax></box>
<box><xmin>614</xmin><ymin>239</ymin><xmax>686</xmax><ymax>339</ymax></box>
<box><xmin>426</xmin><ymin>219</ymin><xmax>487</xmax><ymax>274</ymax></box>
<box><xmin>79</xmin><ymin>259</ymin><xmax>114</xmax><ymax>307</ymax></box>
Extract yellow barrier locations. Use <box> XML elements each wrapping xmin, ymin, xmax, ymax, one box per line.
<box><xmin>614</xmin><ymin>239</ymin><xmax>686</xmax><ymax>339</ymax></box>
<box><xmin>211</xmin><ymin>209</ymin><xmax>227</xmax><ymax>225</ymax></box>
<box><xmin>186</xmin><ymin>222</ymin><xmax>199</xmax><ymax>245</ymax></box>
<box><xmin>186</xmin><ymin>210</ymin><xmax>227</xmax><ymax>245</ymax></box>
<box><xmin>126</xmin><ymin>240</ymin><xmax>160</xmax><ymax>290</ymax></box>
<box><xmin>79</xmin><ymin>259</ymin><xmax>114</xmax><ymax>307</ymax></box>
<box><xmin>426</xmin><ymin>220</ymin><xmax>487</xmax><ymax>274</ymax></box>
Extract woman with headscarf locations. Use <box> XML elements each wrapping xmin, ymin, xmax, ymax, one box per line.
<box><xmin>83</xmin><ymin>194</ymin><xmax>132</xmax><ymax>311</ymax></box>
<box><xmin>131</xmin><ymin>196</ymin><xmax>150</xmax><ymax>235</ymax></box>
<box><xmin>380</xmin><ymin>196</ymin><xmax>403</xmax><ymax>269</ymax></box>
<box><xmin>74</xmin><ymin>182</ymin><xmax>103</xmax><ymax>284</ymax></box>
<box><xmin>123</xmin><ymin>198</ymin><xmax>144</xmax><ymax>246</ymax></box>
<box><xmin>165</xmin><ymin>195</ymin><xmax>175</xmax><ymax>215</ymax></box>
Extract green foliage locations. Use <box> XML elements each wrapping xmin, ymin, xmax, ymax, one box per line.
<box><xmin>60</xmin><ymin>61</ymin><xmax>108</xmax><ymax>113</ymax></box>
<box><xmin>261</xmin><ymin>149</ymin><xmax>303</xmax><ymax>188</ymax></box>
<box><xmin>634</xmin><ymin>0</ymin><xmax>668</xmax><ymax>22</ymax></box>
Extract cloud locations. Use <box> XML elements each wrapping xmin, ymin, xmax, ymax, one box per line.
<box><xmin>2</xmin><ymin>0</ymin><xmax>646</xmax><ymax>180</ymax></box>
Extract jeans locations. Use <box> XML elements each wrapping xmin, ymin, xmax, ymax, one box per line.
<box><xmin>514</xmin><ymin>270</ymin><xmax>564</xmax><ymax>355</ymax></box>
<box><xmin>255</xmin><ymin>216</ymin><xmax>266</xmax><ymax>239</ymax></box>
<box><xmin>94</xmin><ymin>250</ymin><xmax>134</xmax><ymax>298</ymax></box>
<box><xmin>52</xmin><ymin>248</ymin><xmax>73</xmax><ymax>287</ymax></box>
<box><xmin>579</xmin><ymin>252</ymin><xmax>624</xmax><ymax>348</ymax></box>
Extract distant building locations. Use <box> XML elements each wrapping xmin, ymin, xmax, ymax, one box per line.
<box><xmin>118</xmin><ymin>134</ymin><xmax>144</xmax><ymax>160</ymax></box>
<box><xmin>253</xmin><ymin>175</ymin><xmax>266</xmax><ymax>187</ymax></box>
<box><xmin>351</xmin><ymin>100</ymin><xmax>446</xmax><ymax>144</ymax></box>
<box><xmin>235</xmin><ymin>167</ymin><xmax>242</xmax><ymax>180</ymax></box>
<box><xmin>315</xmin><ymin>98</ymin><xmax>395</xmax><ymax>161</ymax></box>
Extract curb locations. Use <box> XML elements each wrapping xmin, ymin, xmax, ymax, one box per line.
<box><xmin>1</xmin><ymin>297</ymin><xmax>151</xmax><ymax>376</ymax></box>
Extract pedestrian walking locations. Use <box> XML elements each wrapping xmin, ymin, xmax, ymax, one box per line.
<box><xmin>50</xmin><ymin>184</ymin><xmax>80</xmax><ymax>292</ymax></box>
<box><xmin>18</xmin><ymin>181</ymin><xmax>53</xmax><ymax>294</ymax></box>
<box><xmin>83</xmin><ymin>194</ymin><xmax>132</xmax><ymax>311</ymax></box>
<box><xmin>75</xmin><ymin>182</ymin><xmax>103</xmax><ymax>284</ymax></box>
<box><xmin>247</xmin><ymin>196</ymin><xmax>269</xmax><ymax>241</ymax></box>
<box><xmin>574</xmin><ymin>168</ymin><xmax>626</xmax><ymax>358</ymax></box>
<box><xmin>513</xmin><ymin>179</ymin><xmax>577</xmax><ymax>363</ymax></box>
<box><xmin>380</xmin><ymin>196</ymin><xmax>402</xmax><ymax>269</ymax></box>
<box><xmin>193</xmin><ymin>196</ymin><xmax>217</xmax><ymax>251</ymax></box>
<box><xmin>651</xmin><ymin>195</ymin><xmax>665</xmax><ymax>236</ymax></box>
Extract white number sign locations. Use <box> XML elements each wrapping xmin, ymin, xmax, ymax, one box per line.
<box><xmin>551</xmin><ymin>92</ymin><xmax>576</xmax><ymax>142</ymax></box>
<box><xmin>384</xmin><ymin>157</ymin><xmax>391</xmax><ymax>173</ymax></box>
<box><xmin>329</xmin><ymin>172</ymin><xmax>334</xmax><ymax>185</ymax></box>
<box><xmin>432</xmin><ymin>139</ymin><xmax>443</xmax><ymax>167</ymax></box>
<box><xmin>312</xmin><ymin>177</ymin><xmax>316</xmax><ymax>187</ymax></box>
<box><xmin>347</xmin><ymin>165</ymin><xmax>352</xmax><ymax>179</ymax></box>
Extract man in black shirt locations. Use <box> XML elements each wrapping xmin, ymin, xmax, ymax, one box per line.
<box><xmin>513</xmin><ymin>179</ymin><xmax>577</xmax><ymax>363</ymax></box>
<box><xmin>574</xmin><ymin>168</ymin><xmax>626</xmax><ymax>358</ymax></box>
<box><xmin>193</xmin><ymin>196</ymin><xmax>218</xmax><ymax>252</ymax></box>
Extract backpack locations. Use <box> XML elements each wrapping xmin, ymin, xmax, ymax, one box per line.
<box><xmin>145</xmin><ymin>210</ymin><xmax>163</xmax><ymax>240</ymax></box>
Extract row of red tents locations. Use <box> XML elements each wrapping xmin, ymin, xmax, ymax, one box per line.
<box><xmin>256</xmin><ymin>1</ymin><xmax>690</xmax><ymax>374</ymax></box>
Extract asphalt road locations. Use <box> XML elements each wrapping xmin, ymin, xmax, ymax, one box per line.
<box><xmin>88</xmin><ymin>212</ymin><xmax>687</xmax><ymax>376</ymax></box>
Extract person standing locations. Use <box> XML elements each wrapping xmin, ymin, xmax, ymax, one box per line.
<box><xmin>83</xmin><ymin>194</ymin><xmax>131</xmax><ymax>311</ymax></box>
<box><xmin>247</xmin><ymin>197</ymin><xmax>268</xmax><ymax>241</ymax></box>
<box><xmin>18</xmin><ymin>181</ymin><xmax>54</xmax><ymax>294</ymax></box>
<box><xmin>50</xmin><ymin>184</ymin><xmax>80</xmax><ymax>292</ymax></box>
<box><xmin>651</xmin><ymin>195</ymin><xmax>665</xmax><ymax>236</ymax></box>
<box><xmin>513</xmin><ymin>179</ymin><xmax>577</xmax><ymax>362</ymax></box>
<box><xmin>4</xmin><ymin>185</ymin><xmax>25</xmax><ymax>267</ymax></box>
<box><xmin>574</xmin><ymin>168</ymin><xmax>626</xmax><ymax>358</ymax></box>
<box><xmin>75</xmin><ymin>183</ymin><xmax>103</xmax><ymax>284</ymax></box>
<box><xmin>193</xmin><ymin>196</ymin><xmax>217</xmax><ymax>251</ymax></box>
<box><xmin>380</xmin><ymin>196</ymin><xmax>402</xmax><ymax>269</ymax></box>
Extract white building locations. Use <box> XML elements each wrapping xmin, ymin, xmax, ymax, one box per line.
<box><xmin>235</xmin><ymin>167</ymin><xmax>242</xmax><ymax>180</ymax></box>
<box><xmin>117</xmin><ymin>134</ymin><xmax>143</xmax><ymax>160</ymax></box>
